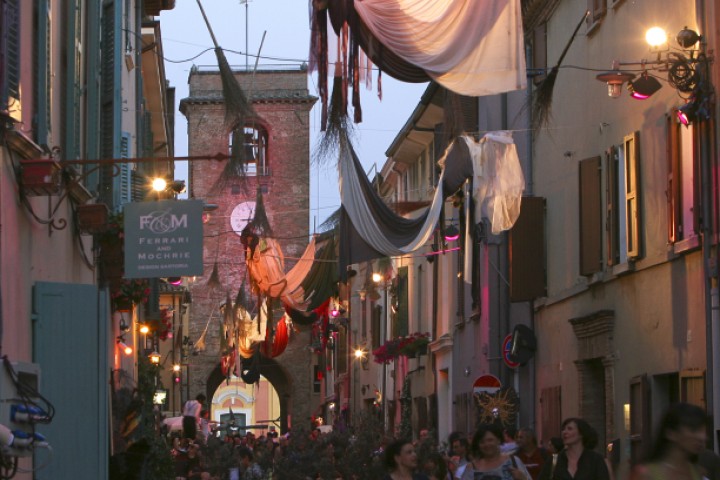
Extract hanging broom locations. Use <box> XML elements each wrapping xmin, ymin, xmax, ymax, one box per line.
<box><xmin>196</xmin><ymin>0</ymin><xmax>254</xmax><ymax>186</ymax></box>
<box><xmin>313</xmin><ymin>74</ymin><xmax>354</xmax><ymax>165</ymax></box>
<box><xmin>531</xmin><ymin>10</ymin><xmax>589</xmax><ymax>131</ymax></box>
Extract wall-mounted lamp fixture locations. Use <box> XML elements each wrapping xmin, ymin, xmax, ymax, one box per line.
<box><xmin>139</xmin><ymin>324</ymin><xmax>150</xmax><ymax>335</ymax></box>
<box><xmin>118</xmin><ymin>311</ymin><xmax>131</xmax><ymax>332</ymax></box>
<box><xmin>117</xmin><ymin>336</ymin><xmax>133</xmax><ymax>356</ymax></box>
<box><xmin>357</xmin><ymin>289</ymin><xmax>367</xmax><ymax>301</ymax></box>
<box><xmin>166</xmin><ymin>277</ymin><xmax>183</xmax><ymax>286</ymax></box>
<box><xmin>444</xmin><ymin>224</ymin><xmax>460</xmax><ymax>242</ymax></box>
<box><xmin>151</xmin><ymin>177</ymin><xmax>186</xmax><ymax>194</ymax></box>
<box><xmin>372</xmin><ymin>272</ymin><xmax>383</xmax><ymax>284</ymax></box>
<box><xmin>627</xmin><ymin>73</ymin><xmax>662</xmax><ymax>99</ymax></box>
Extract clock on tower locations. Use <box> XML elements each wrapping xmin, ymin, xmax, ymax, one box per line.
<box><xmin>230</xmin><ymin>201</ymin><xmax>256</xmax><ymax>236</ymax></box>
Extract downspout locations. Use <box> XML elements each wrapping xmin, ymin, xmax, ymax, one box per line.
<box><xmin>695</xmin><ymin>0</ymin><xmax>720</xmax><ymax>449</ymax></box>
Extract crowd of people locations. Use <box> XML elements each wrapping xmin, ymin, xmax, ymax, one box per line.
<box><xmin>169</xmin><ymin>398</ymin><xmax>720</xmax><ymax>480</ymax></box>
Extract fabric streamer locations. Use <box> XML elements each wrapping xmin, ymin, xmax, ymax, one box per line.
<box><xmin>339</xmin><ymin>131</ymin><xmax>445</xmax><ymax>256</ymax></box>
<box><xmin>352</xmin><ymin>0</ymin><xmax>526</xmax><ymax>96</ymax></box>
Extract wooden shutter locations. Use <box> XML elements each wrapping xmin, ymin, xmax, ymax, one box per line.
<box><xmin>371</xmin><ymin>304</ymin><xmax>381</xmax><ymax>349</ymax></box>
<box><xmin>579</xmin><ymin>157</ymin><xmax>603</xmax><ymax>276</ymax></box>
<box><xmin>394</xmin><ymin>267</ymin><xmax>409</xmax><ymax>338</ymax></box>
<box><xmin>624</xmin><ymin>132</ymin><xmax>641</xmax><ymax>259</ymax></box>
<box><xmin>667</xmin><ymin>114</ymin><xmax>681</xmax><ymax>243</ymax></box>
<box><xmin>540</xmin><ymin>386</ymin><xmax>562</xmax><ymax>441</ymax></box>
<box><xmin>629</xmin><ymin>375</ymin><xmax>651</xmax><ymax>466</ymax></box>
<box><xmin>532</xmin><ymin>23</ymin><xmax>547</xmax><ymax>85</ymax></box>
<box><xmin>33</xmin><ymin>282</ymin><xmax>109</xmax><ymax>478</ymax></box>
<box><xmin>588</xmin><ymin>0</ymin><xmax>607</xmax><ymax>24</ymax></box>
<box><xmin>606</xmin><ymin>147</ymin><xmax>620</xmax><ymax>265</ymax></box>
<box><xmin>509</xmin><ymin>196</ymin><xmax>546</xmax><ymax>301</ymax></box>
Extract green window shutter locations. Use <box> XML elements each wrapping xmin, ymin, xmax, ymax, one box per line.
<box><xmin>32</xmin><ymin>282</ymin><xmax>109</xmax><ymax>479</ymax></box>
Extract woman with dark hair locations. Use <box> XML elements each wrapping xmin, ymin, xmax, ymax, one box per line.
<box><xmin>538</xmin><ymin>418</ymin><xmax>609</xmax><ymax>480</ymax></box>
<box><xmin>631</xmin><ymin>402</ymin><xmax>707</xmax><ymax>480</ymax></box>
<box><xmin>460</xmin><ymin>423</ymin><xmax>530</xmax><ymax>480</ymax></box>
<box><xmin>383</xmin><ymin>439</ymin><xmax>430</xmax><ymax>480</ymax></box>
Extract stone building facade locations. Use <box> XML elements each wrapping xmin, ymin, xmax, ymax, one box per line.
<box><xmin>180</xmin><ymin>66</ymin><xmax>318</xmax><ymax>432</ymax></box>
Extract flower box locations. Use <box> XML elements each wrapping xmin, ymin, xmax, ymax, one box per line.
<box><xmin>19</xmin><ymin>159</ymin><xmax>62</xmax><ymax>196</ymax></box>
<box><xmin>76</xmin><ymin>203</ymin><xmax>110</xmax><ymax>234</ymax></box>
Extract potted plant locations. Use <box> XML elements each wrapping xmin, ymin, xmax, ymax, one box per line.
<box><xmin>111</xmin><ymin>278</ymin><xmax>151</xmax><ymax>311</ymax></box>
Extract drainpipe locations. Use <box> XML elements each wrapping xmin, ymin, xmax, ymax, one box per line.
<box><xmin>695</xmin><ymin>0</ymin><xmax>720</xmax><ymax>449</ymax></box>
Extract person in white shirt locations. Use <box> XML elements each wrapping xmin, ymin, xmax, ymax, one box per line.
<box><xmin>182</xmin><ymin>393</ymin><xmax>206</xmax><ymax>440</ymax></box>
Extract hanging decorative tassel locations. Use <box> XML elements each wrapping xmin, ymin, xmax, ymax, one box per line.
<box><xmin>195</xmin><ymin>0</ymin><xmax>255</xmax><ymax>188</ymax></box>
<box><xmin>206</xmin><ymin>261</ymin><xmax>221</xmax><ymax>290</ymax></box>
<box><xmin>531</xmin><ymin>10</ymin><xmax>589</xmax><ymax>130</ymax></box>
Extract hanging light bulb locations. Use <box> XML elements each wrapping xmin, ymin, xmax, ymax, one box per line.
<box><xmin>444</xmin><ymin>224</ymin><xmax>460</xmax><ymax>242</ymax></box>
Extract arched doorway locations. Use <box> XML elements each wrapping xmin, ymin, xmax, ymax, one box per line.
<box><xmin>206</xmin><ymin>355</ymin><xmax>292</xmax><ymax>433</ymax></box>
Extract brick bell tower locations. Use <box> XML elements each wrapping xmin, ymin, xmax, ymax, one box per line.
<box><xmin>180</xmin><ymin>65</ymin><xmax>318</xmax><ymax>433</ymax></box>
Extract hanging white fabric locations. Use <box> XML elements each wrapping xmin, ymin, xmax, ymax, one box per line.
<box><xmin>353</xmin><ymin>0</ymin><xmax>527</xmax><ymax>96</ymax></box>
<box><xmin>467</xmin><ymin>132</ymin><xmax>525</xmax><ymax>234</ymax></box>
<box><xmin>339</xmin><ymin>134</ymin><xmax>445</xmax><ymax>256</ymax></box>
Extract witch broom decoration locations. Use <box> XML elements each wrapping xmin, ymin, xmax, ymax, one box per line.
<box><xmin>532</xmin><ymin>10</ymin><xmax>590</xmax><ymax>130</ymax></box>
<box><xmin>195</xmin><ymin>0</ymin><xmax>255</xmax><ymax>187</ymax></box>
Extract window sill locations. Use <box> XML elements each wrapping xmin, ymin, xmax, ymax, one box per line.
<box><xmin>673</xmin><ymin>235</ymin><xmax>701</xmax><ymax>255</ymax></box>
<box><xmin>611</xmin><ymin>261</ymin><xmax>635</xmax><ymax>276</ymax></box>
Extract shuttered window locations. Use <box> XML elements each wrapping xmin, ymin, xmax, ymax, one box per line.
<box><xmin>371</xmin><ymin>304</ymin><xmax>381</xmax><ymax>350</ymax></box>
<box><xmin>118</xmin><ymin>132</ymin><xmax>132</xmax><ymax>205</ymax></box>
<box><xmin>510</xmin><ymin>196</ymin><xmax>546</xmax><ymax>301</ymax></box>
<box><xmin>579</xmin><ymin>157</ymin><xmax>603</xmax><ymax>276</ymax></box>
<box><xmin>624</xmin><ymin>132</ymin><xmax>641</xmax><ymax>258</ymax></box>
<box><xmin>606</xmin><ymin>146</ymin><xmax>629</xmax><ymax>265</ymax></box>
<box><xmin>63</xmin><ymin>0</ymin><xmax>82</xmax><ymax>164</ymax></box>
<box><xmin>588</xmin><ymin>0</ymin><xmax>606</xmax><ymax>25</ymax></box>
<box><xmin>540</xmin><ymin>386</ymin><xmax>562</xmax><ymax>441</ymax></box>
<box><xmin>667</xmin><ymin>115</ymin><xmax>698</xmax><ymax>244</ymax></box>
<box><xmin>34</xmin><ymin>0</ymin><xmax>52</xmax><ymax>147</ymax></box>
<box><xmin>393</xmin><ymin>267</ymin><xmax>409</xmax><ymax>338</ymax></box>
<box><xmin>0</xmin><ymin>0</ymin><xmax>20</xmax><ymax>109</ymax></box>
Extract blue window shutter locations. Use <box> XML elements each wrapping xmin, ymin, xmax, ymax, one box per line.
<box><xmin>32</xmin><ymin>282</ymin><xmax>109</xmax><ymax>479</ymax></box>
<box><xmin>34</xmin><ymin>0</ymin><xmax>52</xmax><ymax>148</ymax></box>
<box><xmin>64</xmin><ymin>0</ymin><xmax>82</xmax><ymax>164</ymax></box>
<box><xmin>100</xmin><ymin>0</ymin><xmax>122</xmax><ymax>210</ymax></box>
<box><xmin>83</xmin><ymin>0</ymin><xmax>103</xmax><ymax>194</ymax></box>
<box><xmin>117</xmin><ymin>131</ymin><xmax>132</xmax><ymax>205</ymax></box>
